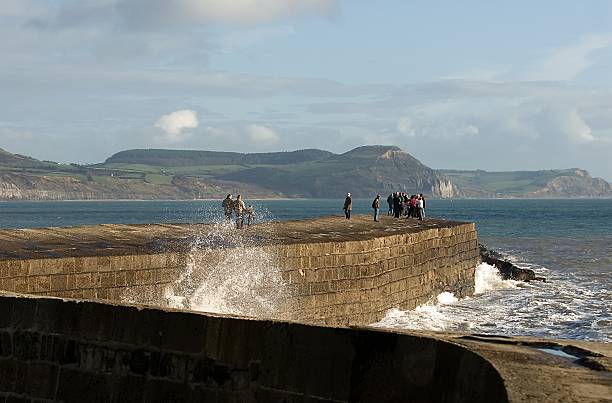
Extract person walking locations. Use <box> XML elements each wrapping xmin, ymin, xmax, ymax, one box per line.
<box><xmin>372</xmin><ymin>194</ymin><xmax>381</xmax><ymax>222</ymax></box>
<box><xmin>222</xmin><ymin>194</ymin><xmax>233</xmax><ymax>223</ymax></box>
<box><xmin>386</xmin><ymin>194</ymin><xmax>393</xmax><ymax>215</ymax></box>
<box><xmin>233</xmin><ymin>194</ymin><xmax>246</xmax><ymax>228</ymax></box>
<box><xmin>343</xmin><ymin>193</ymin><xmax>352</xmax><ymax>219</ymax></box>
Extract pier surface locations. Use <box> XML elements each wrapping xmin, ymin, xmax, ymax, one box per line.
<box><xmin>0</xmin><ymin>215</ymin><xmax>463</xmax><ymax>260</ymax></box>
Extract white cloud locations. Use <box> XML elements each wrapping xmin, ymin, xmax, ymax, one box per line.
<box><xmin>456</xmin><ymin>124</ymin><xmax>479</xmax><ymax>137</ymax></box>
<box><xmin>154</xmin><ymin>109</ymin><xmax>199</xmax><ymax>143</ymax></box>
<box><xmin>526</xmin><ymin>34</ymin><xmax>612</xmax><ymax>81</ymax></box>
<box><xmin>118</xmin><ymin>0</ymin><xmax>338</xmax><ymax>26</ymax></box>
<box><xmin>31</xmin><ymin>0</ymin><xmax>338</xmax><ymax>30</ymax></box>
<box><xmin>246</xmin><ymin>124</ymin><xmax>279</xmax><ymax>143</ymax></box>
<box><xmin>397</xmin><ymin>117</ymin><xmax>415</xmax><ymax>137</ymax></box>
<box><xmin>219</xmin><ymin>25</ymin><xmax>295</xmax><ymax>52</ymax></box>
<box><xmin>551</xmin><ymin>107</ymin><xmax>595</xmax><ymax>143</ymax></box>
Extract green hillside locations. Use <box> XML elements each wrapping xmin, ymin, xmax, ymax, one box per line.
<box><xmin>0</xmin><ymin>146</ymin><xmax>610</xmax><ymax>200</ymax></box>
<box><xmin>441</xmin><ymin>169</ymin><xmax>612</xmax><ymax>197</ymax></box>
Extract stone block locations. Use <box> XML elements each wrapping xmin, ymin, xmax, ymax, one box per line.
<box><xmin>160</xmin><ymin>311</ymin><xmax>206</xmax><ymax>354</ymax></box>
<box><xmin>56</xmin><ymin>367</ymin><xmax>113</xmax><ymax>403</ymax></box>
<box><xmin>74</xmin><ymin>256</ymin><xmax>98</xmax><ymax>273</ymax></box>
<box><xmin>74</xmin><ymin>273</ymin><xmax>92</xmax><ymax>289</ymax></box>
<box><xmin>100</xmin><ymin>272</ymin><xmax>115</xmax><ymax>288</ymax></box>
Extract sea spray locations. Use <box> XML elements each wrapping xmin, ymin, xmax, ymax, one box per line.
<box><xmin>165</xmin><ymin>216</ymin><xmax>290</xmax><ymax>318</ymax></box>
<box><xmin>475</xmin><ymin>262</ymin><xmax>519</xmax><ymax>294</ymax></box>
<box><xmin>373</xmin><ymin>263</ymin><xmax>518</xmax><ymax>332</ymax></box>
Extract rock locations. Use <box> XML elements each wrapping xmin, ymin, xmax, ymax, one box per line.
<box><xmin>479</xmin><ymin>244</ymin><xmax>545</xmax><ymax>282</ymax></box>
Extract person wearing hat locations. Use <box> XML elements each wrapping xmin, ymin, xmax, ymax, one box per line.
<box><xmin>343</xmin><ymin>192</ymin><xmax>352</xmax><ymax>219</ymax></box>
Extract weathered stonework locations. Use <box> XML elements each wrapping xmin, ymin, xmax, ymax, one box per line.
<box><xmin>0</xmin><ymin>216</ymin><xmax>609</xmax><ymax>402</ymax></box>
<box><xmin>0</xmin><ymin>216</ymin><xmax>477</xmax><ymax>327</ymax></box>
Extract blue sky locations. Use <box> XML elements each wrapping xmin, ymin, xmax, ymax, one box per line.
<box><xmin>1</xmin><ymin>0</ymin><xmax>612</xmax><ymax>179</ymax></box>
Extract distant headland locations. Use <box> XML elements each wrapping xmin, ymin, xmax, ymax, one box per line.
<box><xmin>1</xmin><ymin>145</ymin><xmax>610</xmax><ymax>200</ymax></box>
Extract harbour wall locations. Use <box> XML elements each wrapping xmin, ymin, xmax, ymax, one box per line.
<box><xmin>0</xmin><ymin>293</ymin><xmax>508</xmax><ymax>402</ymax></box>
<box><xmin>0</xmin><ymin>217</ymin><xmax>610</xmax><ymax>402</ymax></box>
<box><xmin>0</xmin><ymin>217</ymin><xmax>478</xmax><ymax>326</ymax></box>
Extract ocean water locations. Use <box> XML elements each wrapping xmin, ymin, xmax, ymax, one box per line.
<box><xmin>1</xmin><ymin>198</ymin><xmax>611</xmax><ymax>341</ymax></box>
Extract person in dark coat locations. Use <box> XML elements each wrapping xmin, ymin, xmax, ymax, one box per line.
<box><xmin>222</xmin><ymin>194</ymin><xmax>233</xmax><ymax>222</ymax></box>
<box><xmin>372</xmin><ymin>194</ymin><xmax>381</xmax><ymax>222</ymax></box>
<box><xmin>393</xmin><ymin>192</ymin><xmax>401</xmax><ymax>218</ymax></box>
<box><xmin>386</xmin><ymin>194</ymin><xmax>393</xmax><ymax>215</ymax></box>
<box><xmin>343</xmin><ymin>193</ymin><xmax>352</xmax><ymax>219</ymax></box>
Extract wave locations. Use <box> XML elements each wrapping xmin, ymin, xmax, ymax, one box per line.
<box><xmin>373</xmin><ymin>263</ymin><xmax>519</xmax><ymax>332</ymax></box>
<box><xmin>164</xmin><ymin>213</ymin><xmax>289</xmax><ymax>318</ymax></box>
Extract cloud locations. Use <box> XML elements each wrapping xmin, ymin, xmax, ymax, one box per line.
<box><xmin>154</xmin><ymin>109</ymin><xmax>199</xmax><ymax>143</ymax></box>
<box><xmin>545</xmin><ymin>107</ymin><xmax>595</xmax><ymax>143</ymax></box>
<box><xmin>27</xmin><ymin>0</ymin><xmax>338</xmax><ymax>30</ymax></box>
<box><xmin>116</xmin><ymin>0</ymin><xmax>337</xmax><ymax>27</ymax></box>
<box><xmin>526</xmin><ymin>34</ymin><xmax>612</xmax><ymax>81</ymax></box>
<box><xmin>246</xmin><ymin>124</ymin><xmax>279</xmax><ymax>143</ymax></box>
<box><xmin>397</xmin><ymin>117</ymin><xmax>415</xmax><ymax>137</ymax></box>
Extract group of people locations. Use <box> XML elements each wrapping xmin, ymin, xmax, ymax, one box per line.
<box><xmin>342</xmin><ymin>192</ymin><xmax>426</xmax><ymax>222</ymax></box>
<box><xmin>222</xmin><ymin>191</ymin><xmax>426</xmax><ymax>227</ymax></box>
<box><xmin>222</xmin><ymin>194</ymin><xmax>255</xmax><ymax>228</ymax></box>
<box><xmin>387</xmin><ymin>192</ymin><xmax>426</xmax><ymax>220</ymax></box>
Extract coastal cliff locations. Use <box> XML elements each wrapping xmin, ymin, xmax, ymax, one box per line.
<box><xmin>1</xmin><ymin>146</ymin><xmax>610</xmax><ymax>200</ymax></box>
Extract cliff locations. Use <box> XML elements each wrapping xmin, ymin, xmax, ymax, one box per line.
<box><xmin>0</xmin><ymin>145</ymin><xmax>459</xmax><ymax>200</ymax></box>
<box><xmin>441</xmin><ymin>168</ymin><xmax>612</xmax><ymax>198</ymax></box>
<box><xmin>2</xmin><ymin>146</ymin><xmax>610</xmax><ymax>200</ymax></box>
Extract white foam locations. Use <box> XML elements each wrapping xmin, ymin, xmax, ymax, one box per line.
<box><xmin>165</xmin><ymin>218</ymin><xmax>289</xmax><ymax>318</ymax></box>
<box><xmin>474</xmin><ymin>262</ymin><xmax>519</xmax><ymax>294</ymax></box>
<box><xmin>437</xmin><ymin>291</ymin><xmax>458</xmax><ymax>304</ymax></box>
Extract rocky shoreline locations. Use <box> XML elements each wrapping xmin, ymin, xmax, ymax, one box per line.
<box><xmin>479</xmin><ymin>244</ymin><xmax>546</xmax><ymax>282</ymax></box>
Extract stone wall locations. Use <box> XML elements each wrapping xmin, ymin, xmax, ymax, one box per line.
<box><xmin>0</xmin><ymin>293</ymin><xmax>508</xmax><ymax>403</ymax></box>
<box><xmin>276</xmin><ymin>223</ymin><xmax>478</xmax><ymax>326</ymax></box>
<box><xmin>0</xmin><ymin>223</ymin><xmax>478</xmax><ymax>327</ymax></box>
<box><xmin>0</xmin><ymin>252</ymin><xmax>184</xmax><ymax>305</ymax></box>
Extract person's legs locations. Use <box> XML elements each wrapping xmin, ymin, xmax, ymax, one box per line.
<box><xmin>347</xmin><ymin>210</ymin><xmax>351</xmax><ymax>219</ymax></box>
<box><xmin>374</xmin><ymin>208</ymin><xmax>379</xmax><ymax>221</ymax></box>
<box><xmin>418</xmin><ymin>208</ymin><xmax>423</xmax><ymax>221</ymax></box>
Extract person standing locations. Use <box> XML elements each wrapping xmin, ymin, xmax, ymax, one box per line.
<box><xmin>245</xmin><ymin>205</ymin><xmax>255</xmax><ymax>226</ymax></box>
<box><xmin>372</xmin><ymin>194</ymin><xmax>381</xmax><ymax>222</ymax></box>
<box><xmin>386</xmin><ymin>194</ymin><xmax>393</xmax><ymax>215</ymax></box>
<box><xmin>419</xmin><ymin>193</ymin><xmax>426</xmax><ymax>219</ymax></box>
<box><xmin>416</xmin><ymin>195</ymin><xmax>425</xmax><ymax>221</ymax></box>
<box><xmin>222</xmin><ymin>194</ymin><xmax>233</xmax><ymax>223</ymax></box>
<box><xmin>393</xmin><ymin>192</ymin><xmax>401</xmax><ymax>218</ymax></box>
<box><xmin>343</xmin><ymin>192</ymin><xmax>352</xmax><ymax>219</ymax></box>
<box><xmin>233</xmin><ymin>194</ymin><xmax>246</xmax><ymax>228</ymax></box>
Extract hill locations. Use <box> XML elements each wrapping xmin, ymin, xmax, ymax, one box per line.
<box><xmin>1</xmin><ymin>146</ymin><xmax>611</xmax><ymax>200</ymax></box>
<box><xmin>441</xmin><ymin>168</ymin><xmax>612</xmax><ymax>198</ymax></box>
<box><xmin>104</xmin><ymin>149</ymin><xmax>334</xmax><ymax>166</ymax></box>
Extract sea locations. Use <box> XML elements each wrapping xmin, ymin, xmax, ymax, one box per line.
<box><xmin>1</xmin><ymin>198</ymin><xmax>610</xmax><ymax>342</ymax></box>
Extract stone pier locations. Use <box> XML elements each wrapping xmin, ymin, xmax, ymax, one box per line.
<box><xmin>0</xmin><ymin>215</ymin><xmax>478</xmax><ymax>327</ymax></box>
<box><xmin>0</xmin><ymin>215</ymin><xmax>610</xmax><ymax>402</ymax></box>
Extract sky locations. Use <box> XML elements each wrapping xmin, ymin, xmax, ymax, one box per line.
<box><xmin>1</xmin><ymin>0</ymin><xmax>612</xmax><ymax>179</ymax></box>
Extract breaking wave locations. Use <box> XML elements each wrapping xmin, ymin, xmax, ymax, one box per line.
<box><xmin>373</xmin><ymin>263</ymin><xmax>520</xmax><ymax>333</ymax></box>
<box><xmin>165</xmin><ymin>214</ymin><xmax>290</xmax><ymax>318</ymax></box>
